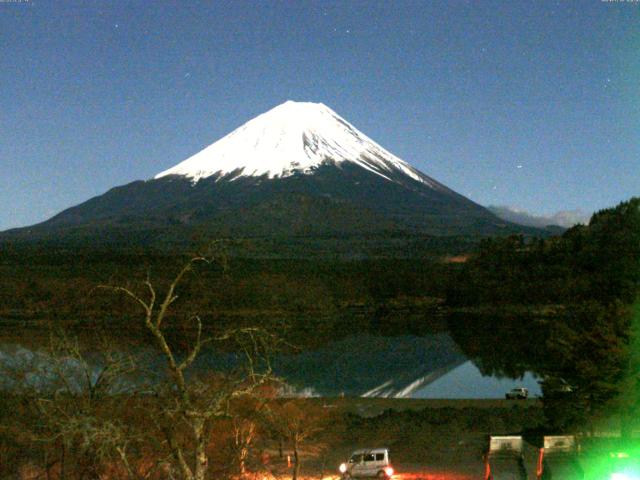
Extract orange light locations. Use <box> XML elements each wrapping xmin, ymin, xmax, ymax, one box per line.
<box><xmin>384</xmin><ymin>467</ymin><xmax>394</xmax><ymax>477</ymax></box>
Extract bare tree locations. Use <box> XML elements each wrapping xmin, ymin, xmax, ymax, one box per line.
<box><xmin>263</xmin><ymin>401</ymin><xmax>330</xmax><ymax>480</ymax></box>
<box><xmin>102</xmin><ymin>254</ymin><xmax>277</xmax><ymax>480</ymax></box>
<box><xmin>42</xmin><ymin>330</ymin><xmax>153</xmax><ymax>480</ymax></box>
<box><xmin>228</xmin><ymin>392</ymin><xmax>275</xmax><ymax>476</ymax></box>
<box><xmin>0</xmin><ymin>327</ymin><xmax>152</xmax><ymax>480</ymax></box>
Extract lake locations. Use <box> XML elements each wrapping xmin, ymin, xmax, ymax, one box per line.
<box><xmin>0</xmin><ymin>332</ymin><xmax>541</xmax><ymax>399</ymax></box>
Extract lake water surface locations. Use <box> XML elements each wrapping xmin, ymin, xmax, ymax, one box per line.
<box><xmin>0</xmin><ymin>332</ymin><xmax>541</xmax><ymax>398</ymax></box>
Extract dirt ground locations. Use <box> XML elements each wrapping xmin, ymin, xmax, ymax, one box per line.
<box><xmin>268</xmin><ymin>398</ymin><xmax>544</xmax><ymax>480</ymax></box>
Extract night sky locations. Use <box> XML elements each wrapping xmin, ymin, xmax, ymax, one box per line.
<box><xmin>1</xmin><ymin>0</ymin><xmax>638</xmax><ymax>231</ymax></box>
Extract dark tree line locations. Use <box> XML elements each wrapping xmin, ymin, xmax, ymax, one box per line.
<box><xmin>448</xmin><ymin>197</ymin><xmax>640</xmax><ymax>433</ymax></box>
<box><xmin>449</xmin><ymin>197</ymin><xmax>640</xmax><ymax>307</ymax></box>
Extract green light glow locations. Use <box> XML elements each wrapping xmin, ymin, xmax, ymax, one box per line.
<box><xmin>580</xmin><ymin>439</ymin><xmax>640</xmax><ymax>480</ymax></box>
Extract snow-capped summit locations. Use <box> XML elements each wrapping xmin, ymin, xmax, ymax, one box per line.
<box><xmin>155</xmin><ymin>100</ymin><xmax>440</xmax><ymax>189</ymax></box>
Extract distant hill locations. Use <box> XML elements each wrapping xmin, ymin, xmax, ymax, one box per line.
<box><xmin>488</xmin><ymin>205</ymin><xmax>590</xmax><ymax>230</ymax></box>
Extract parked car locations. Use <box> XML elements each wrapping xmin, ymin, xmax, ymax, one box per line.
<box><xmin>505</xmin><ymin>387</ymin><xmax>529</xmax><ymax>400</ymax></box>
<box><xmin>339</xmin><ymin>448</ymin><xmax>394</xmax><ymax>479</ymax></box>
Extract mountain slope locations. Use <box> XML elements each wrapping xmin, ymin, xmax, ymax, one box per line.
<box><xmin>2</xmin><ymin>101</ymin><xmax>529</xmax><ymax>246</ymax></box>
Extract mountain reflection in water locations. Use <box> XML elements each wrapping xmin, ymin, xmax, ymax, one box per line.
<box><xmin>413</xmin><ymin>361</ymin><xmax>541</xmax><ymax>399</ymax></box>
<box><xmin>0</xmin><ymin>333</ymin><xmax>540</xmax><ymax>398</ymax></box>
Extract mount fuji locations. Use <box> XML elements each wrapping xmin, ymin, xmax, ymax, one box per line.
<box><xmin>4</xmin><ymin>101</ymin><xmax>522</xmax><ymax>247</ymax></box>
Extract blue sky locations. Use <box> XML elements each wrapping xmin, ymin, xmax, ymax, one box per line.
<box><xmin>1</xmin><ymin>0</ymin><xmax>638</xmax><ymax>231</ymax></box>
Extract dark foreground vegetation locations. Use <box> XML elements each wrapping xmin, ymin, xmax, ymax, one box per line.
<box><xmin>449</xmin><ymin>198</ymin><xmax>640</xmax><ymax>434</ymax></box>
<box><xmin>0</xmin><ymin>255</ymin><xmax>540</xmax><ymax>480</ymax></box>
<box><xmin>0</xmin><ymin>197</ymin><xmax>638</xmax><ymax>479</ymax></box>
<box><xmin>0</xmin><ymin>245</ymin><xmax>454</xmax><ymax>346</ymax></box>
<box><xmin>0</xmin><ymin>390</ymin><xmax>544</xmax><ymax>480</ymax></box>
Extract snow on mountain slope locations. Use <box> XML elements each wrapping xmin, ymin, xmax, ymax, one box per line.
<box><xmin>155</xmin><ymin>100</ymin><xmax>443</xmax><ymax>190</ymax></box>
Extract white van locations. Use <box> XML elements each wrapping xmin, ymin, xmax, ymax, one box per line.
<box><xmin>339</xmin><ymin>448</ymin><xmax>394</xmax><ymax>479</ymax></box>
<box><xmin>505</xmin><ymin>387</ymin><xmax>528</xmax><ymax>400</ymax></box>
